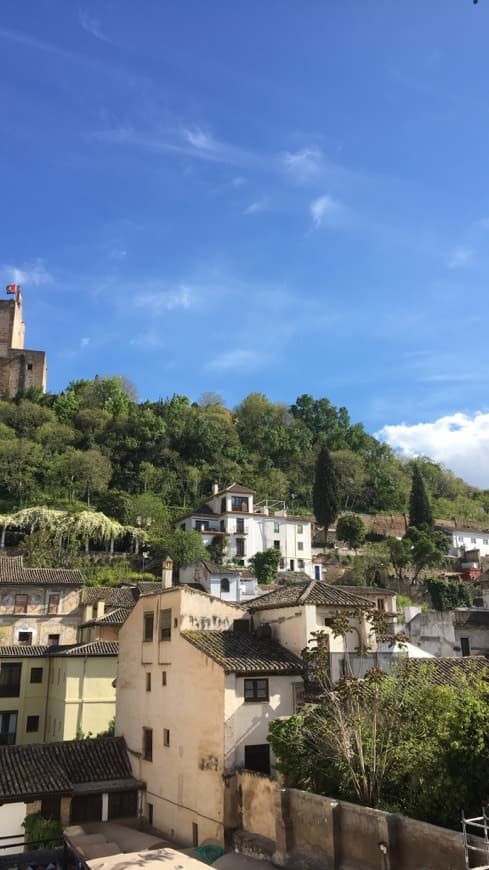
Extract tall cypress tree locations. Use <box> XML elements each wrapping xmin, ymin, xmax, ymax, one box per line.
<box><xmin>313</xmin><ymin>446</ymin><xmax>339</xmax><ymax>531</ymax></box>
<box><xmin>409</xmin><ymin>464</ymin><xmax>433</xmax><ymax>530</ymax></box>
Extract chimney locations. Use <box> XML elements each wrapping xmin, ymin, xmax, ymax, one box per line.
<box><xmin>162</xmin><ymin>557</ymin><xmax>173</xmax><ymax>589</ymax></box>
<box><xmin>212</xmin><ymin>482</ymin><xmax>219</xmax><ymax>495</ymax></box>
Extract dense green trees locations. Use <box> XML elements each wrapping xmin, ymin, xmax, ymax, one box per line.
<box><xmin>249</xmin><ymin>548</ymin><xmax>282</xmax><ymax>584</ymax></box>
<box><xmin>335</xmin><ymin>514</ymin><xmax>365</xmax><ymax>549</ymax></box>
<box><xmin>313</xmin><ymin>447</ymin><xmax>339</xmax><ymax>530</ymax></box>
<box><xmin>409</xmin><ymin>464</ymin><xmax>433</xmax><ymax>530</ymax></box>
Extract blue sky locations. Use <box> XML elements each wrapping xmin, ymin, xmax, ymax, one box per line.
<box><xmin>2</xmin><ymin>1</ymin><xmax>489</xmax><ymax>481</ymax></box>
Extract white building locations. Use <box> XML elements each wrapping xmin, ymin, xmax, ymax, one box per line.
<box><xmin>178</xmin><ymin>560</ymin><xmax>261</xmax><ymax>603</ymax></box>
<box><xmin>448</xmin><ymin>528</ymin><xmax>489</xmax><ymax>557</ymax></box>
<box><xmin>178</xmin><ymin>483</ymin><xmax>314</xmax><ymax>577</ymax></box>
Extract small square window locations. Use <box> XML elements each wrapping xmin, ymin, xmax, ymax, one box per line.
<box><xmin>162</xmin><ymin>671</ymin><xmax>167</xmax><ymax>686</ymax></box>
<box><xmin>273</xmin><ymin>540</ymin><xmax>280</xmax><ymax>550</ymax></box>
<box><xmin>143</xmin><ymin>612</ymin><xmax>154</xmax><ymax>642</ymax></box>
<box><xmin>298</xmin><ymin>542</ymin><xmax>304</xmax><ymax>551</ymax></box>
<box><xmin>273</xmin><ymin>522</ymin><xmax>280</xmax><ymax>533</ymax></box>
<box><xmin>27</xmin><ymin>363</ymin><xmax>33</xmax><ymax>371</ymax></box>
<box><xmin>26</xmin><ymin>715</ymin><xmax>39</xmax><ymax>732</ymax></box>
<box><xmin>146</xmin><ymin>672</ymin><xmax>151</xmax><ymax>692</ymax></box>
<box><xmin>484</xmin><ymin>539</ymin><xmax>489</xmax><ymax>546</ymax></box>
<box><xmin>48</xmin><ymin>634</ymin><xmax>60</xmax><ymax>647</ymax></box>
<box><xmin>143</xmin><ymin>727</ymin><xmax>153</xmax><ymax>761</ymax></box>
<box><xmin>297</xmin><ymin>524</ymin><xmax>303</xmax><ymax>534</ymax></box>
<box><xmin>163</xmin><ymin>728</ymin><xmax>170</xmax><ymax>747</ymax></box>
<box><xmin>298</xmin><ymin>559</ymin><xmax>305</xmax><ymax>570</ymax></box>
<box><xmin>244</xmin><ymin>678</ymin><xmax>269</xmax><ymax>702</ymax></box>
<box><xmin>471</xmin><ymin>538</ymin><xmax>477</xmax><ymax>545</ymax></box>
<box><xmin>14</xmin><ymin>594</ymin><xmax>28</xmax><ymax>614</ymax></box>
<box><xmin>18</xmin><ymin>631</ymin><xmax>32</xmax><ymax>645</ymax></box>
<box><xmin>30</xmin><ymin>667</ymin><xmax>43</xmax><ymax>684</ymax></box>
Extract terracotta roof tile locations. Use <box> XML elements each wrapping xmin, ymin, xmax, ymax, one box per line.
<box><xmin>82</xmin><ymin>587</ymin><xmax>137</xmax><ymax>607</ymax></box>
<box><xmin>0</xmin><ymin>737</ymin><xmax>133</xmax><ymax>801</ymax></box>
<box><xmin>182</xmin><ymin>629</ymin><xmax>302</xmax><ymax>675</ymax></box>
<box><xmin>0</xmin><ymin>645</ymin><xmax>51</xmax><ymax>657</ymax></box>
<box><xmin>51</xmin><ymin>641</ymin><xmax>119</xmax><ymax>657</ymax></box>
<box><xmin>80</xmin><ymin>607</ymin><xmax>131</xmax><ymax>627</ymax></box>
<box><xmin>246</xmin><ymin>581</ymin><xmax>373</xmax><ymax>612</ymax></box>
<box><xmin>0</xmin><ymin>556</ymin><xmax>83</xmax><ymax>586</ymax></box>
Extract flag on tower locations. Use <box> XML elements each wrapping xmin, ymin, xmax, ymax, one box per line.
<box><xmin>5</xmin><ymin>284</ymin><xmax>19</xmax><ymax>295</ymax></box>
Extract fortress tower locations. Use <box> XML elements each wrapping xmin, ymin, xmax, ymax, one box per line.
<box><xmin>0</xmin><ymin>287</ymin><xmax>46</xmax><ymax>396</ymax></box>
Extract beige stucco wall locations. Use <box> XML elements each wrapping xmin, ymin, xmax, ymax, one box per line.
<box><xmin>46</xmin><ymin>655</ymin><xmax>116</xmax><ymax>740</ymax></box>
<box><xmin>0</xmin><ymin>587</ymin><xmax>82</xmax><ymax>647</ymax></box>
<box><xmin>0</xmin><ymin>655</ymin><xmax>49</xmax><ymax>744</ymax></box>
<box><xmin>117</xmin><ymin>588</ymin><xmax>247</xmax><ymax>845</ymax></box>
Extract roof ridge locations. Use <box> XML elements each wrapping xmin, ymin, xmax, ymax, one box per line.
<box><xmin>298</xmin><ymin>579</ymin><xmax>316</xmax><ymax>604</ymax></box>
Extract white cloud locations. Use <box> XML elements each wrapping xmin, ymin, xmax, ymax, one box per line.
<box><xmin>447</xmin><ymin>245</ymin><xmax>473</xmax><ymax>269</ymax></box>
<box><xmin>79</xmin><ymin>8</ymin><xmax>110</xmax><ymax>42</ymax></box>
<box><xmin>377</xmin><ymin>411</ymin><xmax>489</xmax><ymax>487</ymax></box>
<box><xmin>181</xmin><ymin>126</ymin><xmax>213</xmax><ymax>150</ymax></box>
<box><xmin>134</xmin><ymin>284</ymin><xmax>193</xmax><ymax>313</ymax></box>
<box><xmin>206</xmin><ymin>348</ymin><xmax>271</xmax><ymax>373</ymax></box>
<box><xmin>2</xmin><ymin>260</ymin><xmax>53</xmax><ymax>287</ymax></box>
<box><xmin>309</xmin><ymin>194</ymin><xmax>339</xmax><ymax>228</ymax></box>
<box><xmin>232</xmin><ymin>176</ymin><xmax>246</xmax><ymax>187</ymax></box>
<box><xmin>283</xmin><ymin>147</ymin><xmax>323</xmax><ymax>179</ymax></box>
<box><xmin>80</xmin><ymin>337</ymin><xmax>90</xmax><ymax>348</ymax></box>
<box><xmin>242</xmin><ymin>198</ymin><xmax>269</xmax><ymax>216</ymax></box>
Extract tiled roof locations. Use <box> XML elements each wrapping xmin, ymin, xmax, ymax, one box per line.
<box><xmin>276</xmin><ymin>571</ymin><xmax>312</xmax><ymax>583</ymax></box>
<box><xmin>51</xmin><ymin>641</ymin><xmax>119</xmax><ymax>657</ymax></box>
<box><xmin>82</xmin><ymin>587</ymin><xmax>137</xmax><ymax>608</ymax></box>
<box><xmin>0</xmin><ymin>645</ymin><xmax>51</xmax><ymax>657</ymax></box>
<box><xmin>0</xmin><ymin>556</ymin><xmax>83</xmax><ymax>586</ymax></box>
<box><xmin>454</xmin><ymin>609</ymin><xmax>489</xmax><ymax>627</ymax></box>
<box><xmin>182</xmin><ymin>629</ymin><xmax>303</xmax><ymax>675</ymax></box>
<box><xmin>246</xmin><ymin>581</ymin><xmax>373</xmax><ymax>612</ymax></box>
<box><xmin>214</xmin><ymin>483</ymin><xmax>256</xmax><ymax>496</ymax></box>
<box><xmin>194</xmin><ymin>560</ymin><xmax>240</xmax><ymax>575</ymax></box>
<box><xmin>335</xmin><ymin>585</ymin><xmax>397</xmax><ymax>597</ymax></box>
<box><xmin>397</xmin><ymin>655</ymin><xmax>489</xmax><ymax>687</ymax></box>
<box><xmin>81</xmin><ymin>607</ymin><xmax>131</xmax><ymax>627</ymax></box>
<box><xmin>0</xmin><ymin>737</ymin><xmax>134</xmax><ymax>801</ymax></box>
<box><xmin>134</xmin><ymin>580</ymin><xmax>165</xmax><ymax>595</ymax></box>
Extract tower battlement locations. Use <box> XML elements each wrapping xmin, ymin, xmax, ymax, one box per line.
<box><xmin>0</xmin><ymin>289</ymin><xmax>46</xmax><ymax>396</ymax></box>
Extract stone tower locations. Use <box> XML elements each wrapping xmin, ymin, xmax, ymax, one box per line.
<box><xmin>0</xmin><ymin>290</ymin><xmax>47</xmax><ymax>396</ymax></box>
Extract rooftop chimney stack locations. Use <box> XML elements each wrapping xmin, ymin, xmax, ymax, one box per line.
<box><xmin>162</xmin><ymin>557</ymin><xmax>173</xmax><ymax>589</ymax></box>
<box><xmin>212</xmin><ymin>482</ymin><xmax>219</xmax><ymax>495</ymax></box>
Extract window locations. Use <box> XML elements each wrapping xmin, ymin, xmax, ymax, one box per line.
<box><xmin>377</xmin><ymin>598</ymin><xmax>385</xmax><ymax>612</ymax></box>
<box><xmin>30</xmin><ymin>667</ymin><xmax>43</xmax><ymax>684</ymax></box>
<box><xmin>289</xmin><ymin>559</ymin><xmax>295</xmax><ymax>571</ymax></box>
<box><xmin>14</xmin><ymin>594</ymin><xmax>28</xmax><ymax>614</ymax></box>
<box><xmin>0</xmin><ymin>711</ymin><xmax>17</xmax><ymax>745</ymax></box>
<box><xmin>236</xmin><ymin>518</ymin><xmax>244</xmax><ymax>534</ymax></box>
<box><xmin>244</xmin><ymin>678</ymin><xmax>269</xmax><ymax>702</ymax></box>
<box><xmin>163</xmin><ymin>728</ymin><xmax>170</xmax><ymax>747</ymax></box>
<box><xmin>47</xmin><ymin>594</ymin><xmax>59</xmax><ymax>615</ymax></box>
<box><xmin>146</xmin><ymin>672</ymin><xmax>152</xmax><ymax>692</ymax></box>
<box><xmin>314</xmin><ymin>565</ymin><xmax>321</xmax><ymax>580</ymax></box>
<box><xmin>461</xmin><ymin>637</ymin><xmax>471</xmax><ymax>657</ymax></box>
<box><xmin>221</xmin><ymin>497</ymin><xmax>227</xmax><ymax>512</ymax></box>
<box><xmin>298</xmin><ymin>559</ymin><xmax>305</xmax><ymax>570</ymax></box>
<box><xmin>484</xmin><ymin>539</ymin><xmax>489</xmax><ymax>546</ymax></box>
<box><xmin>236</xmin><ymin>539</ymin><xmax>245</xmax><ymax>557</ymax></box>
<box><xmin>18</xmin><ymin>631</ymin><xmax>32</xmax><ymax>645</ymax></box>
<box><xmin>220</xmin><ymin>578</ymin><xmax>230</xmax><ymax>593</ymax></box>
<box><xmin>273</xmin><ymin>522</ymin><xmax>280</xmax><ymax>533</ymax></box>
<box><xmin>232</xmin><ymin>496</ymin><xmax>249</xmax><ymax>512</ymax></box>
<box><xmin>297</xmin><ymin>524</ymin><xmax>303</xmax><ymax>534</ymax></box>
<box><xmin>27</xmin><ymin>363</ymin><xmax>33</xmax><ymax>371</ymax></box>
<box><xmin>279</xmin><ymin>559</ymin><xmax>285</xmax><ymax>569</ymax></box>
<box><xmin>297</xmin><ymin>542</ymin><xmax>304</xmax><ymax>551</ymax></box>
<box><xmin>0</xmin><ymin>663</ymin><xmax>21</xmax><ymax>697</ymax></box>
<box><xmin>192</xmin><ymin>823</ymin><xmax>199</xmax><ymax>847</ymax></box>
<box><xmin>244</xmin><ymin>744</ymin><xmax>270</xmax><ymax>775</ymax></box>
<box><xmin>273</xmin><ymin>540</ymin><xmax>280</xmax><ymax>550</ymax></box>
<box><xmin>147</xmin><ymin>803</ymin><xmax>153</xmax><ymax>825</ymax></box>
<box><xmin>471</xmin><ymin>538</ymin><xmax>477</xmax><ymax>545</ymax></box>
<box><xmin>143</xmin><ymin>612</ymin><xmax>154</xmax><ymax>642</ymax></box>
<box><xmin>26</xmin><ymin>715</ymin><xmax>39</xmax><ymax>733</ymax></box>
<box><xmin>160</xmin><ymin>609</ymin><xmax>172</xmax><ymax>641</ymax></box>
<box><xmin>162</xmin><ymin>671</ymin><xmax>167</xmax><ymax>686</ymax></box>
<box><xmin>48</xmin><ymin>634</ymin><xmax>60</xmax><ymax>647</ymax></box>
<box><xmin>293</xmin><ymin>682</ymin><xmax>305</xmax><ymax>712</ymax></box>
<box><xmin>143</xmin><ymin>727</ymin><xmax>153</xmax><ymax>761</ymax></box>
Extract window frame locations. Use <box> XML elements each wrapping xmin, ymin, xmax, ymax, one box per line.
<box><xmin>163</xmin><ymin>728</ymin><xmax>170</xmax><ymax>747</ymax></box>
<box><xmin>142</xmin><ymin>727</ymin><xmax>153</xmax><ymax>761</ymax></box>
<box><xmin>47</xmin><ymin>594</ymin><xmax>59</xmax><ymax>615</ymax></box>
<box><xmin>30</xmin><ymin>667</ymin><xmax>43</xmax><ymax>684</ymax></box>
<box><xmin>18</xmin><ymin>631</ymin><xmax>32</xmax><ymax>645</ymax></box>
<box><xmin>143</xmin><ymin>612</ymin><xmax>154</xmax><ymax>643</ymax></box>
<box><xmin>160</xmin><ymin>609</ymin><xmax>172</xmax><ymax>641</ymax></box>
<box><xmin>26</xmin><ymin>715</ymin><xmax>40</xmax><ymax>733</ymax></box>
<box><xmin>244</xmin><ymin>678</ymin><xmax>269</xmax><ymax>702</ymax></box>
<box><xmin>146</xmin><ymin>672</ymin><xmax>152</xmax><ymax>692</ymax></box>
<box><xmin>14</xmin><ymin>594</ymin><xmax>28</xmax><ymax>614</ymax></box>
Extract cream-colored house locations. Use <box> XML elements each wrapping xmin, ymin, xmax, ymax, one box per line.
<box><xmin>116</xmin><ymin>586</ymin><xmax>302</xmax><ymax>847</ymax></box>
<box><xmin>0</xmin><ymin>641</ymin><xmax>118</xmax><ymax>745</ymax></box>
<box><xmin>0</xmin><ymin>556</ymin><xmax>84</xmax><ymax>647</ymax></box>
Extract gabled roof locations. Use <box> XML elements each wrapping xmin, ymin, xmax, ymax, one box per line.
<box><xmin>183</xmin><ymin>559</ymin><xmax>241</xmax><ymax>576</ymax></box>
<box><xmin>80</xmin><ymin>607</ymin><xmax>131</xmax><ymax>627</ymax></box>
<box><xmin>0</xmin><ymin>737</ymin><xmax>135</xmax><ymax>801</ymax></box>
<box><xmin>213</xmin><ymin>482</ymin><xmax>256</xmax><ymax>497</ymax></box>
<box><xmin>83</xmin><ymin>587</ymin><xmax>137</xmax><ymax>607</ymax></box>
<box><xmin>246</xmin><ymin>580</ymin><xmax>373</xmax><ymax>612</ymax></box>
<box><xmin>397</xmin><ymin>655</ymin><xmax>489</xmax><ymax>687</ymax></box>
<box><xmin>182</xmin><ymin>629</ymin><xmax>302</xmax><ymax>675</ymax></box>
<box><xmin>51</xmin><ymin>641</ymin><xmax>119</xmax><ymax>657</ymax></box>
<box><xmin>0</xmin><ymin>645</ymin><xmax>51</xmax><ymax>657</ymax></box>
<box><xmin>0</xmin><ymin>555</ymin><xmax>83</xmax><ymax>586</ymax></box>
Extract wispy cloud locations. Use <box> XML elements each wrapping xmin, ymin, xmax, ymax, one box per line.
<box><xmin>377</xmin><ymin>411</ymin><xmax>489</xmax><ymax>488</ymax></box>
<box><xmin>133</xmin><ymin>284</ymin><xmax>193</xmax><ymax>313</ymax></box>
<box><xmin>242</xmin><ymin>198</ymin><xmax>269</xmax><ymax>216</ymax></box>
<box><xmin>206</xmin><ymin>348</ymin><xmax>271</xmax><ymax>373</ymax></box>
<box><xmin>447</xmin><ymin>244</ymin><xmax>473</xmax><ymax>269</ymax></box>
<box><xmin>79</xmin><ymin>8</ymin><xmax>110</xmax><ymax>43</ymax></box>
<box><xmin>80</xmin><ymin>336</ymin><xmax>90</xmax><ymax>348</ymax></box>
<box><xmin>309</xmin><ymin>194</ymin><xmax>339</xmax><ymax>228</ymax></box>
<box><xmin>232</xmin><ymin>176</ymin><xmax>246</xmax><ymax>188</ymax></box>
<box><xmin>0</xmin><ymin>26</ymin><xmax>76</xmax><ymax>60</ymax></box>
<box><xmin>283</xmin><ymin>147</ymin><xmax>323</xmax><ymax>180</ymax></box>
<box><xmin>1</xmin><ymin>259</ymin><xmax>53</xmax><ymax>287</ymax></box>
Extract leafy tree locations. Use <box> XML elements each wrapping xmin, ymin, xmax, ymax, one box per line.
<box><xmin>409</xmin><ymin>464</ymin><xmax>433</xmax><ymax>530</ymax></box>
<box><xmin>206</xmin><ymin>535</ymin><xmax>227</xmax><ymax>566</ymax></box>
<box><xmin>313</xmin><ymin>446</ymin><xmax>339</xmax><ymax>530</ymax></box>
<box><xmin>336</xmin><ymin>514</ymin><xmax>365</xmax><ymax>549</ymax></box>
<box><xmin>23</xmin><ymin>812</ymin><xmax>62</xmax><ymax>848</ymax></box>
<box><xmin>249</xmin><ymin>548</ymin><xmax>281</xmax><ymax>584</ymax></box>
<box><xmin>387</xmin><ymin>537</ymin><xmax>412</xmax><ymax>583</ymax></box>
<box><xmin>347</xmin><ymin>542</ymin><xmax>390</xmax><ymax>587</ymax></box>
<box><xmin>425</xmin><ymin>578</ymin><xmax>473</xmax><ymax>610</ymax></box>
<box><xmin>154</xmin><ymin>529</ymin><xmax>207</xmax><ymax>572</ymax></box>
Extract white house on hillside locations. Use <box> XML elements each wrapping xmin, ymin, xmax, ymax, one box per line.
<box><xmin>178</xmin><ymin>483</ymin><xmax>314</xmax><ymax>577</ymax></box>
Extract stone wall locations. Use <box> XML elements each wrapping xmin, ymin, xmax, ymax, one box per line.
<box><xmin>234</xmin><ymin>772</ymin><xmax>471</xmax><ymax>870</ymax></box>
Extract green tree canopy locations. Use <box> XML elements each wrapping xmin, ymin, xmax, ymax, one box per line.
<box><xmin>409</xmin><ymin>464</ymin><xmax>433</xmax><ymax>530</ymax></box>
<box><xmin>336</xmin><ymin>514</ymin><xmax>365</xmax><ymax>549</ymax></box>
<box><xmin>249</xmin><ymin>548</ymin><xmax>281</xmax><ymax>584</ymax></box>
<box><xmin>313</xmin><ymin>446</ymin><xmax>339</xmax><ymax>529</ymax></box>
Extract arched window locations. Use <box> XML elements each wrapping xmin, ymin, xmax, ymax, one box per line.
<box><xmin>221</xmin><ymin>578</ymin><xmax>230</xmax><ymax>593</ymax></box>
